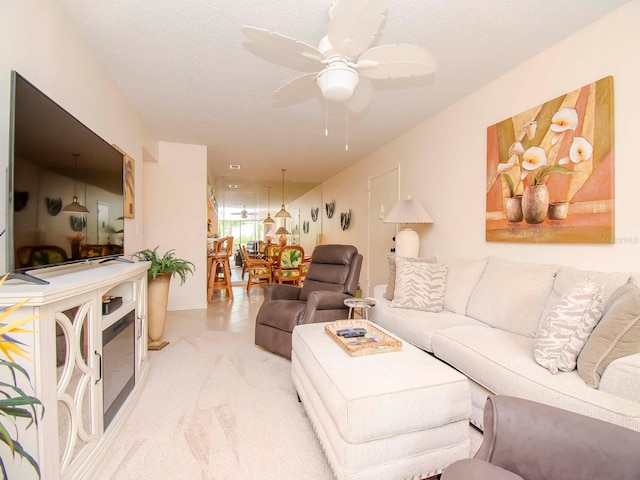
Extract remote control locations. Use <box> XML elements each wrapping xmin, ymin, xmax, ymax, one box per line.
<box><xmin>342</xmin><ymin>330</ymin><xmax>366</xmax><ymax>338</ymax></box>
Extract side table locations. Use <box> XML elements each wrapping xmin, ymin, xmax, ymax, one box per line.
<box><xmin>343</xmin><ymin>297</ymin><xmax>376</xmax><ymax>320</ymax></box>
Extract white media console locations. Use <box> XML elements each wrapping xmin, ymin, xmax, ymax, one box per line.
<box><xmin>0</xmin><ymin>261</ymin><xmax>150</xmax><ymax>480</ymax></box>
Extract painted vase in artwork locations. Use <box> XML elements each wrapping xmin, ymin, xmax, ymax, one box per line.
<box><xmin>522</xmin><ymin>185</ymin><xmax>549</xmax><ymax>224</ymax></box>
<box><xmin>548</xmin><ymin>201</ymin><xmax>569</xmax><ymax>220</ymax></box>
<box><xmin>504</xmin><ymin>196</ymin><xmax>523</xmax><ymax>223</ymax></box>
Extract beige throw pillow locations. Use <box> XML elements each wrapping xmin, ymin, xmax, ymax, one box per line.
<box><xmin>534</xmin><ymin>280</ymin><xmax>604</xmax><ymax>374</ymax></box>
<box><xmin>578</xmin><ymin>277</ymin><xmax>640</xmax><ymax>388</ymax></box>
<box><xmin>391</xmin><ymin>258</ymin><xmax>447</xmax><ymax>312</ymax></box>
<box><xmin>383</xmin><ymin>254</ymin><xmax>434</xmax><ymax>300</ymax></box>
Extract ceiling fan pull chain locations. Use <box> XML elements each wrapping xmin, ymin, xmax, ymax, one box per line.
<box><xmin>325</xmin><ymin>92</ymin><xmax>329</xmax><ymax>136</ymax></box>
<box><xmin>345</xmin><ymin>108</ymin><xmax>349</xmax><ymax>151</ymax></box>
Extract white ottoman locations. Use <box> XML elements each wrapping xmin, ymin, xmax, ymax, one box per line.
<box><xmin>292</xmin><ymin>321</ymin><xmax>471</xmax><ymax>480</ymax></box>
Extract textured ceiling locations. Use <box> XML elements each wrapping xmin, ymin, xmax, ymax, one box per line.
<box><xmin>59</xmin><ymin>0</ymin><xmax>629</xmax><ymax>213</ymax></box>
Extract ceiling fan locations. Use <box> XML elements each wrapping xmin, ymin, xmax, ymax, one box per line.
<box><xmin>241</xmin><ymin>0</ymin><xmax>437</xmax><ymax>113</ymax></box>
<box><xmin>230</xmin><ymin>206</ymin><xmax>256</xmax><ymax>219</ymax></box>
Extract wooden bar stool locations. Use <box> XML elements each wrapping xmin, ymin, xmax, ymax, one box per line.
<box><xmin>207</xmin><ymin>236</ymin><xmax>234</xmax><ymax>301</ymax></box>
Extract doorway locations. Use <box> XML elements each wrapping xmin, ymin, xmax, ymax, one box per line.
<box><xmin>367</xmin><ymin>168</ymin><xmax>398</xmax><ymax>296</ymax></box>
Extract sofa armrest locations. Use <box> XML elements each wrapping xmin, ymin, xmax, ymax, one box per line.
<box><xmin>263</xmin><ymin>283</ymin><xmax>301</xmax><ymax>301</ymax></box>
<box><xmin>475</xmin><ymin>395</ymin><xmax>640</xmax><ymax>480</ymax></box>
<box><xmin>599</xmin><ymin>352</ymin><xmax>640</xmax><ymax>403</ymax></box>
<box><xmin>441</xmin><ymin>458</ymin><xmax>523</xmax><ymax>480</ymax></box>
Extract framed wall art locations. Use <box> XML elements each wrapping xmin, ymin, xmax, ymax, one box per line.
<box><xmin>486</xmin><ymin>76</ymin><xmax>614</xmax><ymax>243</ymax></box>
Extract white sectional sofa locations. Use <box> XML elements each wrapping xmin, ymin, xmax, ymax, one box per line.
<box><xmin>369</xmin><ymin>255</ymin><xmax>640</xmax><ymax>432</ymax></box>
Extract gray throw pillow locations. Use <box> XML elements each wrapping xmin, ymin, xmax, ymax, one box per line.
<box><xmin>578</xmin><ymin>277</ymin><xmax>640</xmax><ymax>388</ymax></box>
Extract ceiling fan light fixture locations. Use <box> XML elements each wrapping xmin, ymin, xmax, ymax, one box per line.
<box><xmin>317</xmin><ymin>62</ymin><xmax>359</xmax><ymax>102</ymax></box>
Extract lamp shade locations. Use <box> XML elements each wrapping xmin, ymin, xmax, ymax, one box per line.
<box><xmin>275</xmin><ymin>226</ymin><xmax>289</xmax><ymax>235</ymax></box>
<box><xmin>275</xmin><ymin>169</ymin><xmax>291</xmax><ymax>218</ymax></box>
<box><xmin>383</xmin><ymin>196</ymin><xmax>433</xmax><ymax>258</ymax></box>
<box><xmin>263</xmin><ymin>213</ymin><xmax>275</xmax><ymax>224</ymax></box>
<box><xmin>275</xmin><ymin>205</ymin><xmax>291</xmax><ymax>218</ymax></box>
<box><xmin>383</xmin><ymin>195</ymin><xmax>433</xmax><ymax>224</ymax></box>
<box><xmin>62</xmin><ymin>195</ymin><xmax>90</xmax><ymax>214</ymax></box>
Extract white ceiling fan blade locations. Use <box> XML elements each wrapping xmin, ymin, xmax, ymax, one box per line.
<box><xmin>241</xmin><ymin>26</ymin><xmax>324</xmax><ymax>71</ymax></box>
<box><xmin>348</xmin><ymin>77</ymin><xmax>373</xmax><ymax>113</ymax></box>
<box><xmin>357</xmin><ymin>44</ymin><xmax>437</xmax><ymax>79</ymax></box>
<box><xmin>272</xmin><ymin>73</ymin><xmax>318</xmax><ymax>103</ymax></box>
<box><xmin>328</xmin><ymin>0</ymin><xmax>388</xmax><ymax>58</ymax></box>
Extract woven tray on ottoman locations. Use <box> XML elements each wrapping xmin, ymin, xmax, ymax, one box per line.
<box><xmin>292</xmin><ymin>320</ymin><xmax>471</xmax><ymax>480</ymax></box>
<box><xmin>324</xmin><ymin>319</ymin><xmax>402</xmax><ymax>356</ymax></box>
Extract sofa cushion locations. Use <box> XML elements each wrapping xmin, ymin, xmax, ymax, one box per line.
<box><xmin>370</xmin><ymin>285</ymin><xmax>485</xmax><ymax>352</ymax></box>
<box><xmin>466</xmin><ymin>258</ymin><xmax>558</xmax><ymax>337</ymax></box>
<box><xmin>383</xmin><ymin>254</ymin><xmax>434</xmax><ymax>300</ymax></box>
<box><xmin>542</xmin><ymin>267</ymin><xmax>634</xmax><ymax>319</ymax></box>
<box><xmin>436</xmin><ymin>254</ymin><xmax>488</xmax><ymax>315</ymax></box>
<box><xmin>578</xmin><ymin>277</ymin><xmax>640</xmax><ymax>388</ymax></box>
<box><xmin>391</xmin><ymin>258</ymin><xmax>447</xmax><ymax>312</ymax></box>
<box><xmin>534</xmin><ymin>280</ymin><xmax>604</xmax><ymax>374</ymax></box>
<box><xmin>431</xmin><ymin>325</ymin><xmax>640</xmax><ymax>431</ymax></box>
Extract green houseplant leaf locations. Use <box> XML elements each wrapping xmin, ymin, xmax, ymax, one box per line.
<box><xmin>131</xmin><ymin>247</ymin><xmax>195</xmax><ymax>285</ymax></box>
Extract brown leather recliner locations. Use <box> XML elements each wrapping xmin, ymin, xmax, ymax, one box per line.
<box><xmin>441</xmin><ymin>395</ymin><xmax>640</xmax><ymax>480</ymax></box>
<box><xmin>255</xmin><ymin>244</ymin><xmax>363</xmax><ymax>359</ymax></box>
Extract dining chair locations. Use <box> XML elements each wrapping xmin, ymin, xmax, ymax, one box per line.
<box><xmin>240</xmin><ymin>245</ymin><xmax>272</xmax><ymax>293</ymax></box>
<box><xmin>272</xmin><ymin>245</ymin><xmax>305</xmax><ymax>286</ymax></box>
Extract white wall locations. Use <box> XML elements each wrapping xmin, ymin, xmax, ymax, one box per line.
<box><xmin>0</xmin><ymin>0</ymin><xmax>154</xmax><ymax>272</ymax></box>
<box><xmin>291</xmin><ymin>185</ymin><xmax>323</xmax><ymax>253</ymax></box>
<box><xmin>319</xmin><ymin>0</ymin><xmax>640</xmax><ymax>277</ymax></box>
<box><xmin>143</xmin><ymin>142</ymin><xmax>208</xmax><ymax>311</ymax></box>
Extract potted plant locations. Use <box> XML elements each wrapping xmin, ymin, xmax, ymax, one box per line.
<box><xmin>131</xmin><ymin>247</ymin><xmax>194</xmax><ymax>350</ymax></box>
<box><xmin>0</xmin><ymin>275</ymin><xmax>44</xmax><ymax>479</ymax></box>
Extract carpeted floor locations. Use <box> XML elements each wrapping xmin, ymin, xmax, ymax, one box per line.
<box><xmin>93</xmin><ymin>280</ymin><xmax>334</xmax><ymax>479</ymax></box>
<box><xmin>92</xmin><ymin>269</ymin><xmax>482</xmax><ymax>479</ymax></box>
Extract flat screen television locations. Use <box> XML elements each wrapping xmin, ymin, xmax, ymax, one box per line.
<box><xmin>7</xmin><ymin>71</ymin><xmax>125</xmax><ymax>283</ymax></box>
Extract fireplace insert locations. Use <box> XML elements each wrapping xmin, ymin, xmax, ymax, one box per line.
<box><xmin>102</xmin><ymin>309</ymin><xmax>135</xmax><ymax>428</ymax></box>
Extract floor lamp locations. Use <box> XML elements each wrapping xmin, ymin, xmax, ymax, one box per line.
<box><xmin>383</xmin><ymin>195</ymin><xmax>433</xmax><ymax>257</ymax></box>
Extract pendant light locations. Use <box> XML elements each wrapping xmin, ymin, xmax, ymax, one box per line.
<box><xmin>263</xmin><ymin>186</ymin><xmax>275</xmax><ymax>224</ymax></box>
<box><xmin>275</xmin><ymin>168</ymin><xmax>291</xmax><ymax>218</ymax></box>
<box><xmin>62</xmin><ymin>153</ymin><xmax>90</xmax><ymax>214</ymax></box>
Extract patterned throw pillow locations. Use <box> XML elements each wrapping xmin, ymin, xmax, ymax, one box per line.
<box><xmin>534</xmin><ymin>280</ymin><xmax>604</xmax><ymax>374</ymax></box>
<box><xmin>383</xmin><ymin>254</ymin><xmax>435</xmax><ymax>300</ymax></box>
<box><xmin>578</xmin><ymin>277</ymin><xmax>640</xmax><ymax>388</ymax></box>
<box><xmin>391</xmin><ymin>257</ymin><xmax>447</xmax><ymax>312</ymax></box>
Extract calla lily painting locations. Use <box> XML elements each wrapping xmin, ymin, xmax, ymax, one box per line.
<box><xmin>486</xmin><ymin>76</ymin><xmax>614</xmax><ymax>243</ymax></box>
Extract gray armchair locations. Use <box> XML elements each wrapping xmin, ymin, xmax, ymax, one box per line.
<box><xmin>441</xmin><ymin>395</ymin><xmax>640</xmax><ymax>480</ymax></box>
<box><xmin>254</xmin><ymin>244</ymin><xmax>363</xmax><ymax>359</ymax></box>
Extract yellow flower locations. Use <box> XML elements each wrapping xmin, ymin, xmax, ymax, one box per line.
<box><xmin>0</xmin><ymin>275</ymin><xmax>38</xmax><ymax>362</ymax></box>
